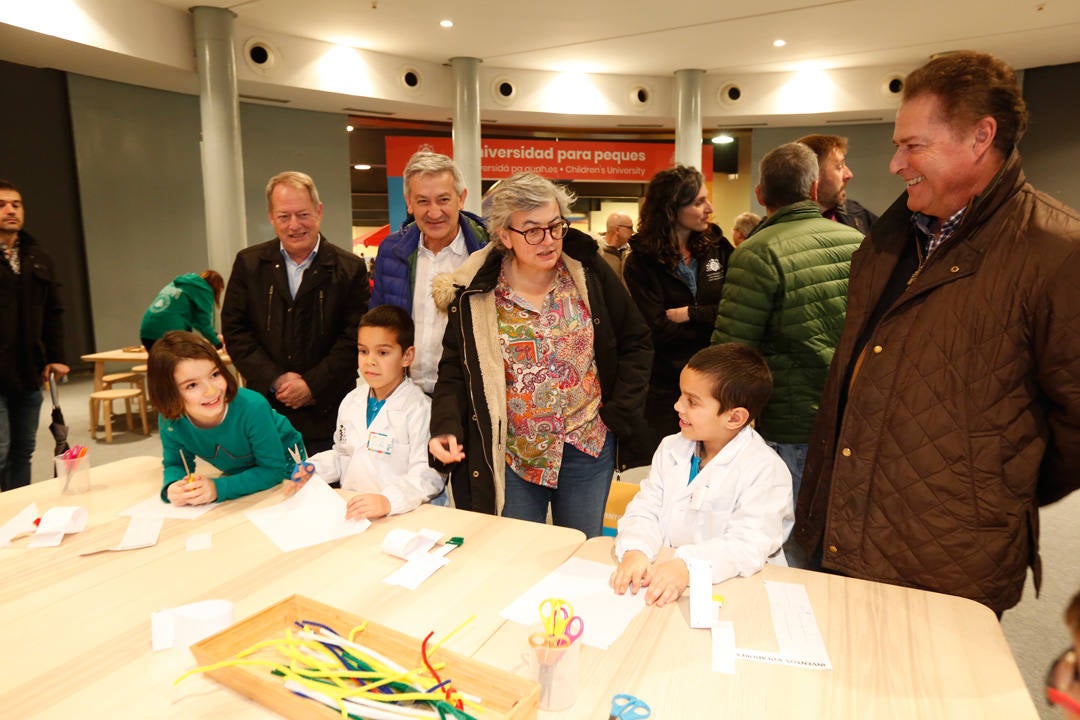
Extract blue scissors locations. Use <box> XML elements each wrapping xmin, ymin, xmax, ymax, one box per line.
<box><xmin>287</xmin><ymin>445</ymin><xmax>314</xmax><ymax>483</ymax></box>
<box><xmin>609</xmin><ymin>693</ymin><xmax>651</xmax><ymax>720</ymax></box>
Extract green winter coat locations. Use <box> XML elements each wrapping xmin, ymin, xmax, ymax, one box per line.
<box><xmin>711</xmin><ymin>201</ymin><xmax>862</xmax><ymax>443</ymax></box>
<box><xmin>140</xmin><ymin>273</ymin><xmax>220</xmax><ymax>347</ymax></box>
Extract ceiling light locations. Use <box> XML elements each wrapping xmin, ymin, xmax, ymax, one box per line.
<box><xmin>346</xmin><ymin>124</ymin><xmax>354</xmax><ymax>132</ymax></box>
<box><xmin>711</xmin><ymin>134</ymin><xmax>735</xmax><ymax>145</ymax></box>
<box><xmin>773</xmin><ymin>39</ymin><xmax>787</xmax><ymax>47</ymax></box>
<box><xmin>440</xmin><ymin>19</ymin><xmax>453</xmax><ymax>28</ymax></box>
<box><xmin>353</xmin><ymin>164</ymin><xmax>372</xmax><ymax>171</ymax></box>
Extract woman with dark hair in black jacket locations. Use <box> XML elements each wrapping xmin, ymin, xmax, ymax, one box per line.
<box><xmin>624</xmin><ymin>165</ymin><xmax>734</xmax><ymax>456</ymax></box>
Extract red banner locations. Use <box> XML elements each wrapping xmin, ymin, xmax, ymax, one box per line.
<box><xmin>386</xmin><ymin>136</ymin><xmax>712</xmax><ymax>183</ymax></box>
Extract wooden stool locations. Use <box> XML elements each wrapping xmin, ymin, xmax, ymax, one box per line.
<box><xmin>89</xmin><ymin>388</ymin><xmax>149</xmax><ymax>442</ymax></box>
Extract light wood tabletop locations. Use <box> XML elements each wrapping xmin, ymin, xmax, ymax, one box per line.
<box><xmin>0</xmin><ymin>460</ymin><xmax>1038</xmax><ymax>719</ymax></box>
<box><xmin>80</xmin><ymin>347</ymin><xmax>233</xmax><ymax>391</ymax></box>
<box><xmin>0</xmin><ymin>457</ymin><xmax>585</xmax><ymax>719</ymax></box>
<box><xmin>472</xmin><ymin>537</ymin><xmax>1039</xmax><ymax>720</ymax></box>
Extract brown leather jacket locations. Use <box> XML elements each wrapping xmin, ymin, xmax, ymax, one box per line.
<box><xmin>792</xmin><ymin>151</ymin><xmax>1080</xmax><ymax>614</ymax></box>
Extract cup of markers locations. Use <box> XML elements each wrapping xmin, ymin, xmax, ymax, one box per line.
<box><xmin>56</xmin><ymin>445</ymin><xmax>90</xmax><ymax>495</ymax></box>
<box><xmin>527</xmin><ymin>598</ymin><xmax>585</xmax><ymax>711</ymax></box>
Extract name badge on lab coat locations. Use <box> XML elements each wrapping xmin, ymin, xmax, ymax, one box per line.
<box><xmin>367</xmin><ymin>431</ymin><xmax>393</xmax><ymax>455</ymax></box>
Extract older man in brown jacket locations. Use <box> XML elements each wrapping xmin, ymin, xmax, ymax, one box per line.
<box><xmin>791</xmin><ymin>51</ymin><xmax>1080</xmax><ymax>615</ymax></box>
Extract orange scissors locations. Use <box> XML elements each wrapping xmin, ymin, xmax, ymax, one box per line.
<box><xmin>529</xmin><ymin>614</ymin><xmax>584</xmax><ymax>648</ymax></box>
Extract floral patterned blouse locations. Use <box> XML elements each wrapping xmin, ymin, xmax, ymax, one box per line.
<box><xmin>495</xmin><ymin>259</ymin><xmax>608</xmax><ymax>488</ymax></box>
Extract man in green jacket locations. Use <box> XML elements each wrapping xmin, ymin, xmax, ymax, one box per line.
<box><xmin>712</xmin><ymin>143</ymin><xmax>863</xmax><ymax>497</ymax></box>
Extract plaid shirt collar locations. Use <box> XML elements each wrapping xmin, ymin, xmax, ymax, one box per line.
<box><xmin>1</xmin><ymin>237</ymin><xmax>20</xmax><ymax>275</ymax></box>
<box><xmin>912</xmin><ymin>207</ymin><xmax>965</xmax><ymax>257</ymax></box>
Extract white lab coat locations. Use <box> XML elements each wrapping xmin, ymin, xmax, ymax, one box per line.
<box><xmin>308</xmin><ymin>377</ymin><xmax>445</xmax><ymax>515</ymax></box>
<box><xmin>615</xmin><ymin>426</ymin><xmax>794</xmax><ymax>583</ymax></box>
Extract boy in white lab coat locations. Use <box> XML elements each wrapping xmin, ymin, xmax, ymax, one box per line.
<box><xmin>286</xmin><ymin>305</ymin><xmax>445</xmax><ymax>519</ymax></box>
<box><xmin>611</xmin><ymin>343</ymin><xmax>794</xmax><ymax>606</ymax></box>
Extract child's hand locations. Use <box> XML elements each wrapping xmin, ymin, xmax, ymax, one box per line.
<box><xmin>429</xmin><ymin>435</ymin><xmax>465</xmax><ymax>463</ymax></box>
<box><xmin>611</xmin><ymin>550</ymin><xmax>652</xmax><ymax>595</ymax></box>
<box><xmin>282</xmin><ymin>477</ymin><xmax>307</xmax><ymax>497</ymax></box>
<box><xmin>345</xmin><ymin>493</ymin><xmax>391</xmax><ymax>520</ymax></box>
<box><xmin>283</xmin><ymin>464</ymin><xmax>313</xmax><ymax>497</ymax></box>
<box><xmin>167</xmin><ymin>475</ymin><xmax>218</xmax><ymax>506</ymax></box>
<box><xmin>644</xmin><ymin>558</ymin><xmax>690</xmax><ymax>607</ymax></box>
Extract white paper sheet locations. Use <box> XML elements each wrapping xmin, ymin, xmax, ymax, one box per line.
<box><xmin>28</xmin><ymin>506</ymin><xmax>88</xmax><ymax>548</ymax></box>
<box><xmin>383</xmin><ymin>553</ymin><xmax>451</xmax><ymax>589</ymax></box>
<box><xmin>186</xmin><ymin>533</ymin><xmax>212</xmax><ymax>551</ymax></box>
<box><xmin>0</xmin><ymin>503</ymin><xmax>40</xmax><ymax>547</ymax></box>
<box><xmin>80</xmin><ymin>515</ymin><xmax>164</xmax><ymax>556</ymax></box>
<box><xmin>500</xmin><ymin>557</ymin><xmax>647</xmax><ymax>649</ymax></box>
<box><xmin>754</xmin><ymin>580</ymin><xmax>832</xmax><ymax>670</ymax></box>
<box><xmin>712</xmin><ymin>621</ymin><xmax>737</xmax><ymax>674</ymax></box>
<box><xmin>245</xmin><ymin>477</ymin><xmax>370</xmax><ymax>552</ymax></box>
<box><xmin>120</xmin><ymin>495</ymin><xmax>215</xmax><ymax>520</ymax></box>
<box><xmin>151</xmin><ymin>599</ymin><xmax>234</xmax><ymax>651</ymax></box>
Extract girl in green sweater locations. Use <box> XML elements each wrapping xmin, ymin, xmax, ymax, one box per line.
<box><xmin>147</xmin><ymin>331</ymin><xmax>303</xmax><ymax>505</ymax></box>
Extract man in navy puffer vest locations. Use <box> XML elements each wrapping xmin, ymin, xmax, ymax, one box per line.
<box><xmin>371</xmin><ymin>150</ymin><xmax>488</xmax><ymax>394</ymax></box>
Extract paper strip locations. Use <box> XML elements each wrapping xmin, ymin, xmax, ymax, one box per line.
<box><xmin>687</xmin><ymin>557</ymin><xmax>715</xmax><ymax>629</ymax></box>
<box><xmin>756</xmin><ymin>581</ymin><xmax>832</xmax><ymax>670</ymax></box>
<box><xmin>381</xmin><ymin>528</ymin><xmax>441</xmax><ymax>559</ymax></box>
<box><xmin>0</xmin><ymin>503</ymin><xmax>40</xmax><ymax>547</ymax></box>
<box><xmin>712</xmin><ymin>621</ymin><xmax>737</xmax><ymax>673</ymax></box>
<box><xmin>383</xmin><ymin>553</ymin><xmax>451</xmax><ymax>589</ymax></box>
<box><xmin>28</xmin><ymin>506</ymin><xmax>88</xmax><ymax>548</ymax></box>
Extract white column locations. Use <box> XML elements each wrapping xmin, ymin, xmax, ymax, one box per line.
<box><xmin>674</xmin><ymin>69</ymin><xmax>705</xmax><ymax>170</ymax></box>
<box><xmin>450</xmin><ymin>57</ymin><xmax>482</xmax><ymax>215</ymax></box>
<box><xmin>192</xmin><ymin>6</ymin><xmax>247</xmax><ymax>273</ymax></box>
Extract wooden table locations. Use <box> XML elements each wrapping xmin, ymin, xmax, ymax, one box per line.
<box><xmin>0</xmin><ymin>457</ymin><xmax>585</xmax><ymax>719</ymax></box>
<box><xmin>0</xmin><ymin>460</ymin><xmax>1037</xmax><ymax>719</ymax></box>
<box><xmin>81</xmin><ymin>347</ymin><xmax>234</xmax><ymax>391</ymax></box>
<box><xmin>473</xmin><ymin>537</ymin><xmax>1039</xmax><ymax>719</ymax></box>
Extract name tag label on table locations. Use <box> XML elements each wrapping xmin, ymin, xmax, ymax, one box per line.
<box><xmin>732</xmin><ymin>581</ymin><xmax>832</xmax><ymax>671</ymax></box>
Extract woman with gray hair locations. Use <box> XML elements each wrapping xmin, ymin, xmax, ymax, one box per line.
<box><xmin>429</xmin><ymin>172</ymin><xmax>652</xmax><ymax>537</ymax></box>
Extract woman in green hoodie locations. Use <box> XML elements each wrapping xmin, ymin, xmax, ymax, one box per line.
<box><xmin>140</xmin><ymin>270</ymin><xmax>224</xmax><ymax>350</ymax></box>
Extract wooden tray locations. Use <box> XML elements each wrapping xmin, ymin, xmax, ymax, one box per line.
<box><xmin>190</xmin><ymin>594</ymin><xmax>539</xmax><ymax>719</ymax></box>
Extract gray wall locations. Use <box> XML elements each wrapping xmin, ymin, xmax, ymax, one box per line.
<box><xmin>1019</xmin><ymin>62</ymin><xmax>1080</xmax><ymax>208</ymax></box>
<box><xmin>241</xmin><ymin>105</ymin><xmax>351</xmax><ymax>248</ymax></box>
<box><xmin>68</xmin><ymin>74</ymin><xmax>206</xmax><ymax>352</ymax></box>
<box><xmin>749</xmin><ymin>123</ymin><xmax>900</xmax><ymax>218</ymax></box>
<box><xmin>67</xmin><ymin>74</ymin><xmax>350</xmax><ymax>351</ymax></box>
<box><xmin>1</xmin><ymin>60</ymin><xmax>95</xmax><ymax>361</ymax></box>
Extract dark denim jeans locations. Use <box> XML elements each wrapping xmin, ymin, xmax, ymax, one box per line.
<box><xmin>0</xmin><ymin>387</ymin><xmax>44</xmax><ymax>491</ymax></box>
<box><xmin>766</xmin><ymin>441</ymin><xmax>807</xmax><ymax>502</ymax></box>
<box><xmin>502</xmin><ymin>433</ymin><xmax>615</xmax><ymax>539</ymax></box>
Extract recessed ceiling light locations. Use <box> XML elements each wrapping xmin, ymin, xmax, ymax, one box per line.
<box><xmin>773</xmin><ymin>39</ymin><xmax>787</xmax><ymax>48</ymax></box>
<box><xmin>346</xmin><ymin>124</ymin><xmax>354</xmax><ymax>132</ymax></box>
<box><xmin>353</xmin><ymin>164</ymin><xmax>372</xmax><ymax>171</ymax></box>
<box><xmin>711</xmin><ymin>134</ymin><xmax>735</xmax><ymax>145</ymax></box>
<box><xmin>440</xmin><ymin>19</ymin><xmax>453</xmax><ymax>28</ymax></box>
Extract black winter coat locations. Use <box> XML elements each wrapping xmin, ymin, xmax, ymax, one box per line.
<box><xmin>221</xmin><ymin>237</ymin><xmax>369</xmax><ymax>449</ymax></box>
<box><xmin>0</xmin><ymin>232</ymin><xmax>66</xmax><ymax>393</ymax></box>
<box><xmin>429</xmin><ymin>229</ymin><xmax>653</xmax><ymax>514</ymax></box>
